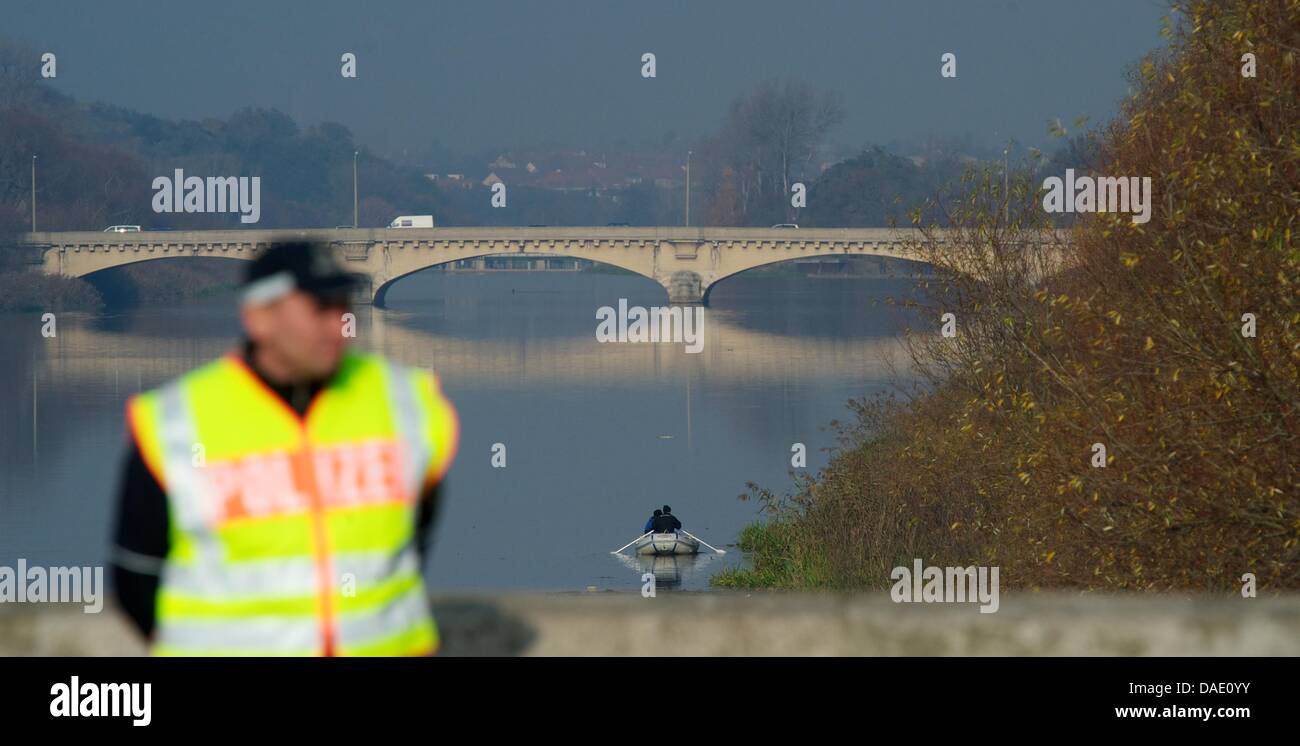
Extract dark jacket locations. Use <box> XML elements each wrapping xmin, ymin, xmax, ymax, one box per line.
<box><xmin>652</xmin><ymin>513</ymin><xmax>682</xmax><ymax>533</ymax></box>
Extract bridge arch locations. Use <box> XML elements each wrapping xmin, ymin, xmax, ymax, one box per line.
<box><xmin>74</xmin><ymin>253</ymin><xmax>253</xmax><ymax>280</ymax></box>
<box><xmin>38</xmin><ymin>241</ymin><xmax>265</xmax><ymax>280</ymax></box>
<box><xmin>369</xmin><ymin>250</ymin><xmax>663</xmax><ymax>307</ymax></box>
<box><xmin>699</xmin><ymin>253</ymin><xmax>938</xmax><ymax>304</ymax></box>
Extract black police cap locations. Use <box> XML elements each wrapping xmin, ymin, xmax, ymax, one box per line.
<box><xmin>241</xmin><ymin>241</ymin><xmax>363</xmax><ymax>305</ymax></box>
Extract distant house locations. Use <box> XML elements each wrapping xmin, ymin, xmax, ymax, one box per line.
<box><xmin>432</xmin><ymin>173</ymin><xmax>473</xmax><ymax>190</ymax></box>
<box><xmin>539</xmin><ymin>168</ymin><xmax>596</xmax><ymax>192</ymax></box>
<box><xmin>442</xmin><ymin>147</ymin><xmax>691</xmax><ymax>193</ymax></box>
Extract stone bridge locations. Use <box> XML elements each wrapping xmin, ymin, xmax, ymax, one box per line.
<box><xmin>23</xmin><ymin>226</ymin><xmax>1055</xmax><ymax>306</ymax></box>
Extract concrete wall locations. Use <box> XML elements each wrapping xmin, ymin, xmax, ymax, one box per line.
<box><xmin>1</xmin><ymin>592</ymin><xmax>1296</xmax><ymax>656</ymax></box>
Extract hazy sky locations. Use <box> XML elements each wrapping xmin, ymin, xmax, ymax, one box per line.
<box><xmin>9</xmin><ymin>0</ymin><xmax>1171</xmax><ymax>158</ymax></box>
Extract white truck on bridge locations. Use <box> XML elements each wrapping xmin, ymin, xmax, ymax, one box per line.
<box><xmin>388</xmin><ymin>215</ymin><xmax>435</xmax><ymax>228</ymax></box>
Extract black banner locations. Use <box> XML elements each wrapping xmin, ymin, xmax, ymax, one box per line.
<box><xmin>0</xmin><ymin>656</ymin><xmax>1284</xmax><ymax>733</ymax></box>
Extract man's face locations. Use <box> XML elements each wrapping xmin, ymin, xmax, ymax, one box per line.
<box><xmin>241</xmin><ymin>290</ymin><xmax>351</xmax><ymax>381</ymax></box>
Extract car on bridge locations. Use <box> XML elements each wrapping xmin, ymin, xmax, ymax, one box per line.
<box><xmin>103</xmin><ymin>225</ymin><xmax>142</xmax><ymax>233</ymax></box>
<box><xmin>771</xmin><ymin>223</ymin><xmax>799</xmax><ymax>229</ymax></box>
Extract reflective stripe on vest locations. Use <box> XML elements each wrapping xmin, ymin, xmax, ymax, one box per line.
<box><xmin>130</xmin><ymin>352</ymin><xmax>455</xmax><ymax>657</ymax></box>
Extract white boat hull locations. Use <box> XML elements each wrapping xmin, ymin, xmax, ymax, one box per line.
<box><xmin>634</xmin><ymin>532</ymin><xmax>700</xmax><ymax>556</ymax></box>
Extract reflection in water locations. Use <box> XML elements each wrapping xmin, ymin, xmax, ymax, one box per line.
<box><xmin>22</xmin><ymin>293</ymin><xmax>912</xmax><ymax>389</ymax></box>
<box><xmin>0</xmin><ymin>271</ymin><xmax>922</xmax><ymax>592</ymax></box>
<box><xmin>612</xmin><ymin>551</ymin><xmax>719</xmax><ymax>590</ymax></box>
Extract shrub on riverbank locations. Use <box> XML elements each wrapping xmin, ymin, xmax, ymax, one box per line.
<box><xmin>0</xmin><ymin>271</ymin><xmax>103</xmax><ymax>312</ymax></box>
<box><xmin>96</xmin><ymin>259</ymin><xmax>243</xmax><ymax>305</ymax></box>
<box><xmin>717</xmin><ymin>0</ymin><xmax>1299</xmax><ymax>592</ymax></box>
<box><xmin>0</xmin><ymin>259</ymin><xmax>239</xmax><ymax>311</ymax></box>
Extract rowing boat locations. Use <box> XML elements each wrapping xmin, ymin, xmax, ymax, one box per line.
<box><xmin>633</xmin><ymin>532</ymin><xmax>700</xmax><ymax>556</ymax></box>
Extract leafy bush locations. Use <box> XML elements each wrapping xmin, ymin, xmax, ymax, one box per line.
<box><xmin>720</xmin><ymin>0</ymin><xmax>1299</xmax><ymax>592</ymax></box>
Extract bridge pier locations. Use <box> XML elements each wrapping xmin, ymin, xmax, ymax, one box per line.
<box><xmin>351</xmin><ymin>277</ymin><xmax>375</xmax><ymax>308</ymax></box>
<box><xmin>664</xmin><ymin>270</ymin><xmax>706</xmax><ymax>305</ymax></box>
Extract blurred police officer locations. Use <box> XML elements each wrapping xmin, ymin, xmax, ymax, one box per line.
<box><xmin>111</xmin><ymin>241</ymin><xmax>459</xmax><ymax>656</ymax></box>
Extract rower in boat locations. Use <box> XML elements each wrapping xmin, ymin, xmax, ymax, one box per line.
<box><xmin>612</xmin><ymin>516</ymin><xmax>724</xmax><ymax>557</ymax></box>
<box><xmin>643</xmin><ymin>509</ymin><xmax>662</xmax><ymax>533</ymax></box>
<box><xmin>652</xmin><ymin>505</ymin><xmax>682</xmax><ymax>533</ymax></box>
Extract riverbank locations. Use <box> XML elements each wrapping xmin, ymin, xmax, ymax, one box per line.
<box><xmin>710</xmin><ymin>424</ymin><xmax>925</xmax><ymax>592</ymax></box>
<box><xmin>3</xmin><ymin>592</ymin><xmax>1297</xmax><ymax>656</ymax></box>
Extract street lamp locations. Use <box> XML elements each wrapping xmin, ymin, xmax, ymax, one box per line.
<box><xmin>353</xmin><ymin>150</ymin><xmax>359</xmax><ymax>228</ymax></box>
<box><xmin>31</xmin><ymin>155</ymin><xmax>37</xmax><ymax>232</ymax></box>
<box><xmin>685</xmin><ymin>149</ymin><xmax>692</xmax><ymax>227</ymax></box>
<box><xmin>1003</xmin><ymin>143</ymin><xmax>1010</xmax><ymax>226</ymax></box>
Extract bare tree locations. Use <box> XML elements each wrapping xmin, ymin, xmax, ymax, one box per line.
<box><xmin>699</xmin><ymin>79</ymin><xmax>844</xmax><ymax>225</ymax></box>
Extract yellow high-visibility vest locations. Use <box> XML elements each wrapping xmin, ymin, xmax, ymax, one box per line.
<box><xmin>126</xmin><ymin>350</ymin><xmax>459</xmax><ymax>656</ymax></box>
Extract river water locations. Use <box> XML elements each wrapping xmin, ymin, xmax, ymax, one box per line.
<box><xmin>0</xmin><ymin>269</ymin><xmax>920</xmax><ymax>592</ymax></box>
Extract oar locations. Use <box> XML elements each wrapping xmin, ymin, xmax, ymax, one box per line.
<box><xmin>682</xmin><ymin>530</ymin><xmax>726</xmax><ymax>555</ymax></box>
<box><xmin>611</xmin><ymin>531</ymin><xmax>652</xmax><ymax>554</ymax></box>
